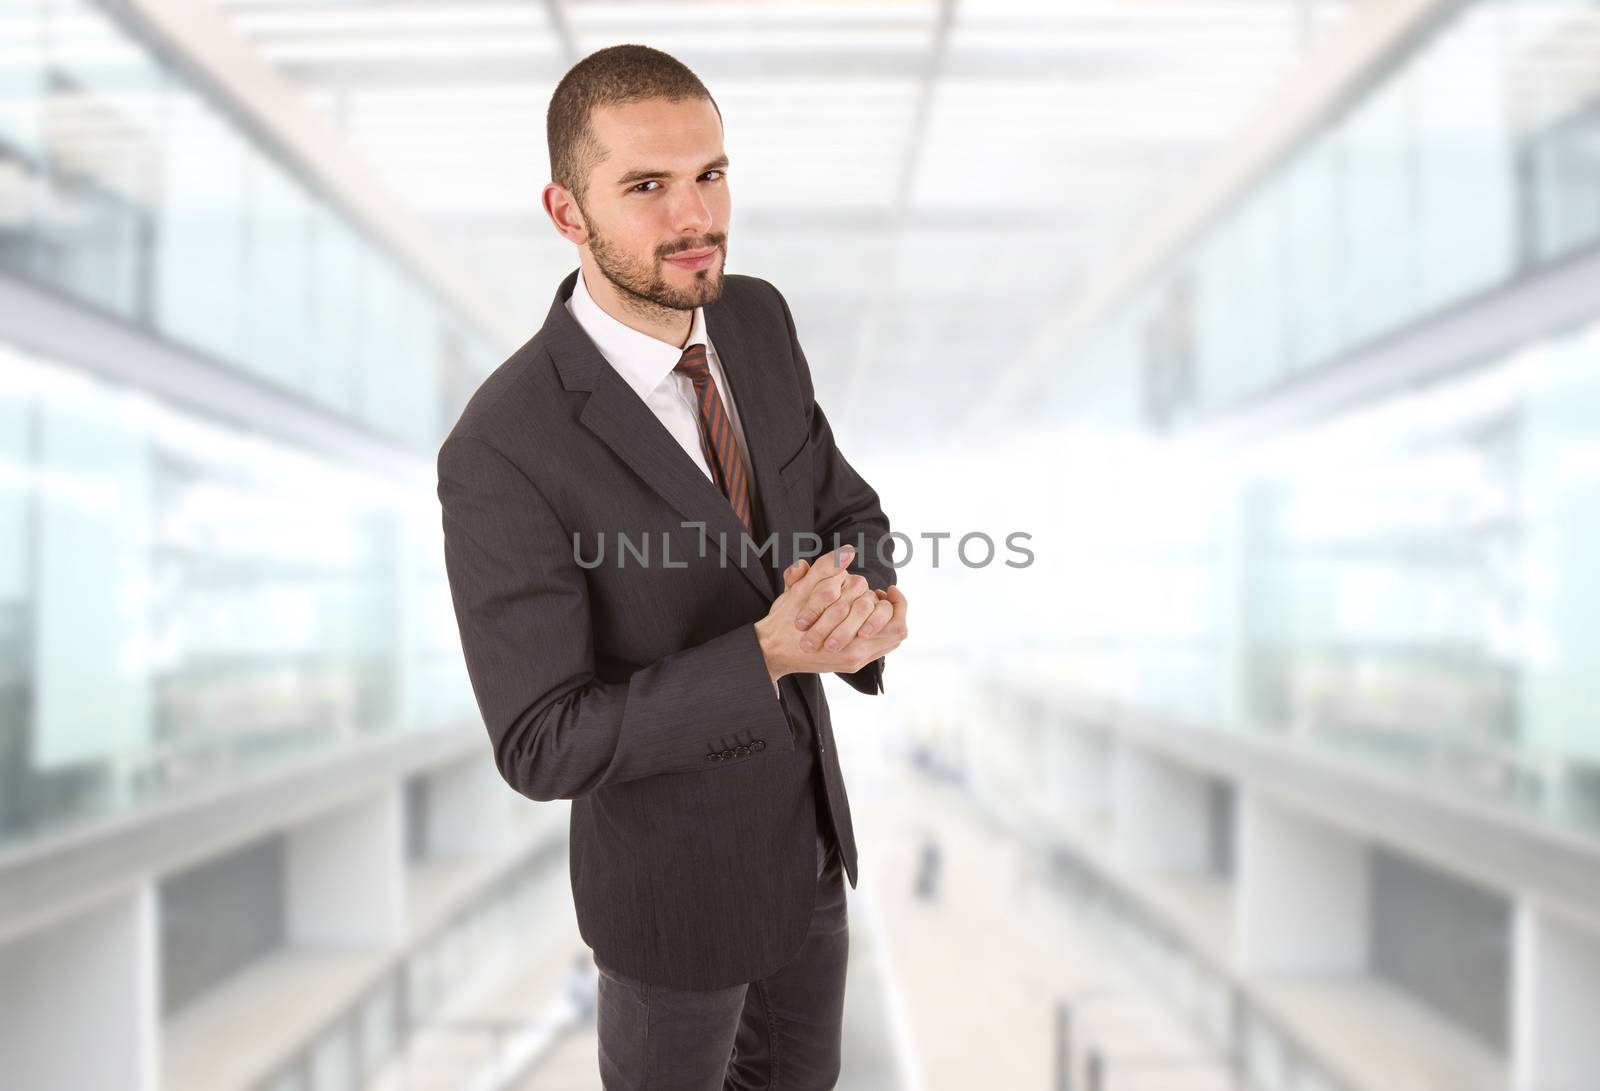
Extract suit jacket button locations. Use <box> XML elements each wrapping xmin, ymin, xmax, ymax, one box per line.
<box><xmin>752</xmin><ymin>739</ymin><xmax>765</xmax><ymax>751</ymax></box>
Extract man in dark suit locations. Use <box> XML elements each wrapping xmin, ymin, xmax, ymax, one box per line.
<box><xmin>436</xmin><ymin>44</ymin><xmax>908</xmax><ymax>1090</ymax></box>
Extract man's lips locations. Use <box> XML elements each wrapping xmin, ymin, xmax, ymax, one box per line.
<box><xmin>665</xmin><ymin>247</ymin><xmax>718</xmax><ymax>269</ymax></box>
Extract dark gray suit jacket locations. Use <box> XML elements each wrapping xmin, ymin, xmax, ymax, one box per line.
<box><xmin>436</xmin><ymin>268</ymin><xmax>896</xmax><ymax>989</ymax></box>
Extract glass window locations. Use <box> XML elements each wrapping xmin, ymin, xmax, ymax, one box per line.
<box><xmin>1338</xmin><ymin>66</ymin><xmax>1418</xmax><ymax>347</ymax></box>
<box><xmin>1517</xmin><ymin>322</ymin><xmax>1600</xmax><ymax>778</ymax></box>
<box><xmin>0</xmin><ymin>3</ymin><xmax>45</xmax><ymax>158</ymax></box>
<box><xmin>1192</xmin><ymin>211</ymin><xmax>1248</xmax><ymax>409</ymax></box>
<box><xmin>1504</xmin><ymin>0</ymin><xmax>1600</xmax><ymax>260</ymax></box>
<box><xmin>0</xmin><ymin>3</ymin><xmax>47</xmax><ymax>281</ymax></box>
<box><xmin>241</xmin><ymin>150</ymin><xmax>314</xmax><ymax>392</ymax></box>
<box><xmin>33</xmin><ymin>378</ymin><xmax>153</xmax><ymax>772</ymax></box>
<box><xmin>33</xmin><ymin>0</ymin><xmax>162</xmax><ymax>319</ymax></box>
<box><xmin>307</xmin><ymin>200</ymin><xmax>365</xmax><ymax>415</ymax></box>
<box><xmin>154</xmin><ymin>92</ymin><xmax>246</xmax><ymax>362</ymax></box>
<box><xmin>1233</xmin><ymin>177</ymin><xmax>1289</xmax><ymax>396</ymax></box>
<box><xmin>1528</xmin><ymin>105</ymin><xmax>1600</xmax><ymax>262</ymax></box>
<box><xmin>1412</xmin><ymin>3</ymin><xmax>1517</xmax><ymax>311</ymax></box>
<box><xmin>1282</xmin><ymin>132</ymin><xmax>1342</xmax><ymax>374</ymax></box>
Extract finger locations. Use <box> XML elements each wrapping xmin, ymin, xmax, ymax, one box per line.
<box><xmin>800</xmin><ymin>573</ymin><xmax>871</xmax><ymax>648</ymax></box>
<box><xmin>854</xmin><ymin>587</ymin><xmax>906</xmax><ymax>643</ymax></box>
<box><xmin>794</xmin><ymin>576</ymin><xmax>844</xmax><ymax>631</ymax></box>
<box><xmin>857</xmin><ymin>598</ymin><xmax>893</xmax><ymax>639</ymax></box>
<box><xmin>815</xmin><ymin>589</ymin><xmax>879</xmax><ymax>652</ymax></box>
<box><xmin>783</xmin><ymin>558</ymin><xmax>809</xmax><ymax>589</ymax></box>
<box><xmin>854</xmin><ymin>604</ymin><xmax>907</xmax><ymax>654</ymax></box>
<box><xmin>794</xmin><ymin>553</ymin><xmax>858</xmax><ymax>629</ymax></box>
<box><xmin>799</xmin><ymin>545</ymin><xmax>854</xmax><ymax>585</ymax></box>
<box><xmin>806</xmin><ymin>572</ymin><xmax>870</xmax><ymax>649</ymax></box>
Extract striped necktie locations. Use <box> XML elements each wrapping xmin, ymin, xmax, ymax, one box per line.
<box><xmin>673</xmin><ymin>343</ymin><xmax>753</xmax><ymax>533</ymax></box>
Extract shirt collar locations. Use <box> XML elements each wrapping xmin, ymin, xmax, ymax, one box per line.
<box><xmin>566</xmin><ymin>265</ymin><xmax>709</xmax><ymax>404</ymax></box>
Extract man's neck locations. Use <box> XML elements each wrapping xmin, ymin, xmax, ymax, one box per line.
<box><xmin>579</xmin><ymin>260</ymin><xmax>694</xmax><ymax>348</ymax></box>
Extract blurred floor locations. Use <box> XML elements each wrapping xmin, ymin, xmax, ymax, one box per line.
<box><xmin>855</xmin><ymin>753</ymin><xmax>1243</xmax><ymax>1091</ymax></box>
<box><xmin>364</xmin><ymin>857</ymin><xmax>589</xmax><ymax>1091</ymax></box>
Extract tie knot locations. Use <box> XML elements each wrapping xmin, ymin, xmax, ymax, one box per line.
<box><xmin>674</xmin><ymin>343</ymin><xmax>711</xmax><ymax>381</ymax></box>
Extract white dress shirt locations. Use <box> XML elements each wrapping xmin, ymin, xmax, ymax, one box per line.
<box><xmin>567</xmin><ymin>266</ymin><xmax>758</xmax><ymax>496</ymax></box>
<box><xmin>565</xmin><ymin>266</ymin><xmax>783</xmax><ymax>700</ymax></box>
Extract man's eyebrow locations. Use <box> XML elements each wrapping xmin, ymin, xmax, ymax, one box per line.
<box><xmin>614</xmin><ymin>156</ymin><xmax>729</xmax><ymax>187</ymax></box>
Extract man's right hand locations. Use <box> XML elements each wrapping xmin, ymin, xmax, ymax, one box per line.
<box><xmin>754</xmin><ymin>546</ymin><xmax>908</xmax><ymax>683</ymax></box>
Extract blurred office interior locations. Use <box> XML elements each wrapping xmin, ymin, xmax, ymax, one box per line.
<box><xmin>2</xmin><ymin>0</ymin><xmax>1599</xmax><ymax>1088</ymax></box>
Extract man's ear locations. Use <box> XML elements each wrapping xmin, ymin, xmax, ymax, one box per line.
<box><xmin>543</xmin><ymin>182</ymin><xmax>588</xmax><ymax>244</ymax></box>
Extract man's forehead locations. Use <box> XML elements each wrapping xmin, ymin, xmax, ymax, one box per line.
<box><xmin>590</xmin><ymin>99</ymin><xmax>722</xmax><ymax>163</ymax></box>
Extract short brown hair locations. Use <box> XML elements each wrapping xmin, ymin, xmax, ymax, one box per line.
<box><xmin>547</xmin><ymin>44</ymin><xmax>722</xmax><ymax>211</ymax></box>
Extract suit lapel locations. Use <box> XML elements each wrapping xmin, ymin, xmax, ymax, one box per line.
<box><xmin>541</xmin><ymin>269</ymin><xmax>781</xmax><ymax>604</ymax></box>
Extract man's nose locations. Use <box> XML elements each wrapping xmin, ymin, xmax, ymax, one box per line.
<box><xmin>670</xmin><ymin>184</ymin><xmax>713</xmax><ymax>234</ymax></box>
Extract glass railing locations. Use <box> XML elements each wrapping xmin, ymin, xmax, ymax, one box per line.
<box><xmin>0</xmin><ymin>340</ymin><xmax>477</xmax><ymax>852</ymax></box>
<box><xmin>1033</xmin><ymin>313</ymin><xmax>1600</xmax><ymax>838</ymax></box>
<box><xmin>0</xmin><ymin>0</ymin><xmax>503</xmax><ymax>451</ymax></box>
<box><xmin>1041</xmin><ymin>0</ymin><xmax>1600</xmax><ymax>430</ymax></box>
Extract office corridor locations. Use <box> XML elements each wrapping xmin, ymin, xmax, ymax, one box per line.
<box><xmin>6</xmin><ymin>2</ymin><xmax>1600</xmax><ymax>1087</ymax></box>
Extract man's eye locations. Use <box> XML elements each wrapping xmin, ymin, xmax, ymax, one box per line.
<box><xmin>631</xmin><ymin>172</ymin><xmax>722</xmax><ymax>193</ymax></box>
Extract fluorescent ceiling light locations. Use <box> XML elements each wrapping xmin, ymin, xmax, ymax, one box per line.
<box><xmin>231</xmin><ymin>4</ymin><xmax>552</xmax><ymax>36</ymax></box>
<box><xmin>568</xmin><ymin>1</ymin><xmax>938</xmax><ymax>28</ymax></box>
<box><xmin>572</xmin><ymin>29</ymin><xmax>936</xmax><ymax>52</ymax></box>
<box><xmin>258</xmin><ymin>35</ymin><xmax>564</xmax><ymax>61</ymax></box>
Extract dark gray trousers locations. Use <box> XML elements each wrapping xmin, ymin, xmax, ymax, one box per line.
<box><xmin>594</xmin><ymin>833</ymin><xmax>848</xmax><ymax>1090</ymax></box>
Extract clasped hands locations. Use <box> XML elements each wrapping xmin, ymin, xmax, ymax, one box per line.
<box><xmin>755</xmin><ymin>544</ymin><xmax>909</xmax><ymax>683</ymax></box>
